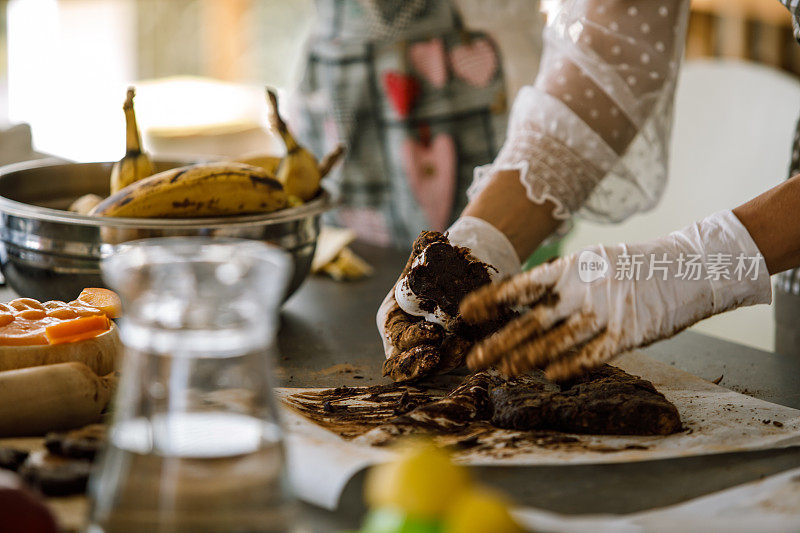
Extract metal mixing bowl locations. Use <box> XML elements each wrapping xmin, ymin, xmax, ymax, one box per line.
<box><xmin>0</xmin><ymin>158</ymin><xmax>334</xmax><ymax>302</ymax></box>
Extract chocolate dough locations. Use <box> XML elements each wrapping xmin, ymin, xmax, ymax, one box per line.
<box><xmin>406</xmin><ymin>239</ymin><xmax>494</xmax><ymax>318</ymax></box>
<box><xmin>391</xmin><ymin>371</ymin><xmax>503</xmax><ymax>431</ymax></box>
<box><xmin>289</xmin><ymin>365</ymin><xmax>682</xmax><ymax>441</ymax></box>
<box><xmin>491</xmin><ymin>365</ymin><xmax>682</xmax><ymax>436</ymax></box>
<box><xmin>382</xmin><ymin>332</ymin><xmax>473</xmax><ymax>383</ymax></box>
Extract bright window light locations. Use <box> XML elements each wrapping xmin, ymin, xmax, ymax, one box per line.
<box><xmin>7</xmin><ymin>0</ymin><xmax>136</xmax><ymax>161</ymax></box>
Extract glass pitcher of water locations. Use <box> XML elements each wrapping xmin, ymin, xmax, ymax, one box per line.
<box><xmin>88</xmin><ymin>238</ymin><xmax>296</xmax><ymax>533</ymax></box>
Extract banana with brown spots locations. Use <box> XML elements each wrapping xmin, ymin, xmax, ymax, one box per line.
<box><xmin>90</xmin><ymin>162</ymin><xmax>289</xmax><ymax>218</ymax></box>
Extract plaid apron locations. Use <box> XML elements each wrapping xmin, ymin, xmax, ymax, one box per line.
<box><xmin>294</xmin><ymin>0</ymin><xmax>508</xmax><ymax>247</ymax></box>
<box><xmin>775</xmin><ymin>0</ymin><xmax>800</xmax><ymax>355</ymax></box>
<box><xmin>775</xmin><ymin>116</ymin><xmax>800</xmax><ymax>355</ymax></box>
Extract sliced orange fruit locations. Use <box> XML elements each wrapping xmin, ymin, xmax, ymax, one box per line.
<box><xmin>45</xmin><ymin>315</ymin><xmax>110</xmax><ymax>345</ymax></box>
<box><xmin>77</xmin><ymin>288</ymin><xmax>122</xmax><ymax>319</ymax></box>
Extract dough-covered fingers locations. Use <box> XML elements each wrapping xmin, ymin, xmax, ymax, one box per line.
<box><xmin>436</xmin><ymin>335</ymin><xmax>472</xmax><ymax>374</ymax></box>
<box><xmin>384</xmin><ymin>306</ymin><xmax>444</xmax><ymax>352</ymax></box>
<box><xmin>477</xmin><ymin>312</ymin><xmax>602</xmax><ymax>376</ymax></box>
<box><xmin>382</xmin><ymin>345</ymin><xmax>441</xmax><ymax>382</ymax></box>
<box><xmin>543</xmin><ymin>331</ymin><xmax>620</xmax><ymax>382</ymax></box>
<box><xmin>464</xmin><ymin>309</ymin><xmax>549</xmax><ymax>370</ymax></box>
<box><xmin>460</xmin><ymin>261</ymin><xmax>563</xmax><ymax>323</ymax></box>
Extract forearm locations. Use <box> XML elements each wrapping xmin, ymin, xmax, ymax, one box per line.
<box><xmin>733</xmin><ymin>173</ymin><xmax>800</xmax><ymax>274</ymax></box>
<box><xmin>463</xmin><ymin>169</ymin><xmax>561</xmax><ymax>260</ymax></box>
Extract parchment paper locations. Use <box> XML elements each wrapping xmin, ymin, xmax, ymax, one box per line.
<box><xmin>513</xmin><ymin>465</ymin><xmax>800</xmax><ymax>532</ymax></box>
<box><xmin>279</xmin><ymin>351</ymin><xmax>800</xmax><ymax>509</ymax></box>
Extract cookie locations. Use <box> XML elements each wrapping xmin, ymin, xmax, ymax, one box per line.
<box><xmin>45</xmin><ymin>424</ymin><xmax>107</xmax><ymax>460</ymax></box>
<box><xmin>18</xmin><ymin>451</ymin><xmax>92</xmax><ymax>497</ymax></box>
<box><xmin>0</xmin><ymin>447</ymin><xmax>29</xmax><ymax>472</ymax></box>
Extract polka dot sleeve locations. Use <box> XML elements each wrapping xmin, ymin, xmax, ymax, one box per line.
<box><xmin>469</xmin><ymin>0</ymin><xmax>690</xmax><ymax>224</ymax></box>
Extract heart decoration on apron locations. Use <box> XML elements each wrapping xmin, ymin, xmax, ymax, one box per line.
<box><xmin>401</xmin><ymin>133</ymin><xmax>457</xmax><ymax>231</ymax></box>
<box><xmin>382</xmin><ymin>71</ymin><xmax>421</xmax><ymax>118</ymax></box>
<box><xmin>450</xmin><ymin>38</ymin><xmax>498</xmax><ymax>88</ymax></box>
<box><xmin>322</xmin><ymin>117</ymin><xmax>340</xmax><ymax>145</ymax></box>
<box><xmin>408</xmin><ymin>38</ymin><xmax>448</xmax><ymax>88</ymax></box>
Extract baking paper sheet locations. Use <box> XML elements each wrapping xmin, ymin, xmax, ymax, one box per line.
<box><xmin>279</xmin><ymin>351</ymin><xmax>800</xmax><ymax>509</ymax></box>
<box><xmin>513</xmin><ymin>465</ymin><xmax>800</xmax><ymax>532</ymax></box>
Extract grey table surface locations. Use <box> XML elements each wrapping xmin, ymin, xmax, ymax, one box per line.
<box><xmin>4</xmin><ymin>241</ymin><xmax>799</xmax><ymax>531</ymax></box>
<box><xmin>275</xmin><ymin>242</ymin><xmax>800</xmax><ymax>531</ymax></box>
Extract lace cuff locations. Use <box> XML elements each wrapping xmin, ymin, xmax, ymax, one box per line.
<box><xmin>470</xmin><ymin>0</ymin><xmax>690</xmax><ymax>225</ymax></box>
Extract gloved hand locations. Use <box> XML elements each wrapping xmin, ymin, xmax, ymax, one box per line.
<box><xmin>461</xmin><ymin>210</ymin><xmax>772</xmax><ymax>380</ymax></box>
<box><xmin>377</xmin><ymin>217</ymin><xmax>520</xmax><ymax>382</ymax></box>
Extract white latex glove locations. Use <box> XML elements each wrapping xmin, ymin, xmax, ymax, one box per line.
<box><xmin>377</xmin><ymin>216</ymin><xmax>520</xmax><ymax>381</ymax></box>
<box><xmin>462</xmin><ymin>210</ymin><xmax>772</xmax><ymax>380</ymax></box>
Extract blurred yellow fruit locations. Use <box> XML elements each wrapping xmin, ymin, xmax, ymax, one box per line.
<box><xmin>442</xmin><ymin>487</ymin><xmax>523</xmax><ymax>533</ymax></box>
<box><xmin>365</xmin><ymin>441</ymin><xmax>470</xmax><ymax>519</ymax></box>
<box><xmin>235</xmin><ymin>154</ymin><xmax>282</xmax><ymax>175</ymax></box>
<box><xmin>287</xmin><ymin>194</ymin><xmax>304</xmax><ymax>207</ymax></box>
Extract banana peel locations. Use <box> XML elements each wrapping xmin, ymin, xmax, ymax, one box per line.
<box><xmin>321</xmin><ymin>247</ymin><xmax>373</xmax><ymax>281</ymax></box>
<box><xmin>312</xmin><ymin>226</ymin><xmax>372</xmax><ymax>281</ymax></box>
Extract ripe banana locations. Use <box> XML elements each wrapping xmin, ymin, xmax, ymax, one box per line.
<box><xmin>110</xmin><ymin>87</ymin><xmax>154</xmax><ymax>194</ymax></box>
<box><xmin>234</xmin><ymin>153</ymin><xmax>282</xmax><ymax>175</ymax></box>
<box><xmin>90</xmin><ymin>162</ymin><xmax>289</xmax><ymax>218</ymax></box>
<box><xmin>267</xmin><ymin>89</ymin><xmax>322</xmax><ymax>202</ymax></box>
<box><xmin>236</xmin><ymin>144</ymin><xmax>343</xmax><ymax>204</ymax></box>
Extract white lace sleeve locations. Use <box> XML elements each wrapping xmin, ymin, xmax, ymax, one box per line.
<box><xmin>469</xmin><ymin>0</ymin><xmax>690</xmax><ymax>223</ymax></box>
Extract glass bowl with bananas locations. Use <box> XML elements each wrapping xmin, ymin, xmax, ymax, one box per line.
<box><xmin>0</xmin><ymin>88</ymin><xmax>343</xmax><ymax>302</ymax></box>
